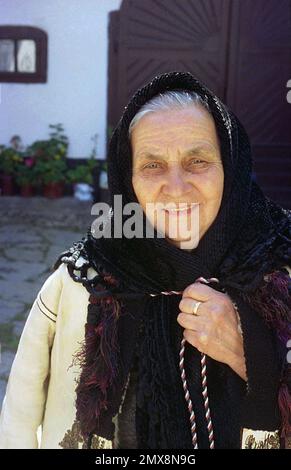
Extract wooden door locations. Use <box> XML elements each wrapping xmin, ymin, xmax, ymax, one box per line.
<box><xmin>107</xmin><ymin>0</ymin><xmax>291</xmax><ymax>208</ymax></box>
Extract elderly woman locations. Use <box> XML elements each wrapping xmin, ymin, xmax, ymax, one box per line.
<box><xmin>0</xmin><ymin>71</ymin><xmax>290</xmax><ymax>450</ymax></box>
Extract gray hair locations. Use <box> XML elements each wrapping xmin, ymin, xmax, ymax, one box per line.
<box><xmin>128</xmin><ymin>90</ymin><xmax>211</xmax><ymax>138</ymax></box>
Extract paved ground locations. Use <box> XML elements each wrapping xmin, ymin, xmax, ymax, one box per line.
<box><xmin>0</xmin><ymin>196</ymin><xmax>93</xmax><ymax>406</ymax></box>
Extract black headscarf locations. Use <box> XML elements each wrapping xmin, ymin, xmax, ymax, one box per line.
<box><xmin>56</xmin><ymin>71</ymin><xmax>291</xmax><ymax>449</ymax></box>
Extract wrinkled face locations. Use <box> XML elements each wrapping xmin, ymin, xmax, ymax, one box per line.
<box><xmin>131</xmin><ymin>105</ymin><xmax>224</xmax><ymax>249</ymax></box>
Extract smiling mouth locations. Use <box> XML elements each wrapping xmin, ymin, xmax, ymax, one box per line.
<box><xmin>163</xmin><ymin>204</ymin><xmax>199</xmax><ymax>216</ymax></box>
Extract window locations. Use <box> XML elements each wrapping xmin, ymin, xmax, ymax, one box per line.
<box><xmin>0</xmin><ymin>26</ymin><xmax>47</xmax><ymax>83</ymax></box>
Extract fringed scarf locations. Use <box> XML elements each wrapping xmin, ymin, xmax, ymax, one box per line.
<box><xmin>55</xmin><ymin>71</ymin><xmax>291</xmax><ymax>449</ymax></box>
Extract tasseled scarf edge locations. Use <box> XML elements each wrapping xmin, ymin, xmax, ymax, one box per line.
<box><xmin>72</xmin><ymin>270</ymin><xmax>122</xmax><ymax>442</ymax></box>
<box><xmin>242</xmin><ymin>270</ymin><xmax>291</xmax><ymax>440</ymax></box>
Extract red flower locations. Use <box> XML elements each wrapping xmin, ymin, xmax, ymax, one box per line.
<box><xmin>24</xmin><ymin>157</ymin><xmax>35</xmax><ymax>168</ymax></box>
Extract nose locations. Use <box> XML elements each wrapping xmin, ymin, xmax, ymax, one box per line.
<box><xmin>161</xmin><ymin>166</ymin><xmax>193</xmax><ymax>198</ymax></box>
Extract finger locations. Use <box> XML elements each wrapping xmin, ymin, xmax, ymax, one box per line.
<box><xmin>182</xmin><ymin>281</ymin><xmax>215</xmax><ymax>301</ymax></box>
<box><xmin>183</xmin><ymin>329</ymin><xmax>208</xmax><ymax>351</ymax></box>
<box><xmin>179</xmin><ymin>297</ymin><xmax>206</xmax><ymax>315</ymax></box>
<box><xmin>177</xmin><ymin>312</ymin><xmax>205</xmax><ymax>330</ymax></box>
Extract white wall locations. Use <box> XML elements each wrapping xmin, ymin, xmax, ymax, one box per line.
<box><xmin>0</xmin><ymin>0</ymin><xmax>122</xmax><ymax>158</ymax></box>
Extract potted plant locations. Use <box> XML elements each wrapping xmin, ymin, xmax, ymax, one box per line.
<box><xmin>28</xmin><ymin>123</ymin><xmax>69</xmax><ymax>197</ymax></box>
<box><xmin>34</xmin><ymin>159</ymin><xmax>68</xmax><ymax>198</ymax></box>
<box><xmin>67</xmin><ymin>161</ymin><xmax>94</xmax><ymax>201</ymax></box>
<box><xmin>27</xmin><ymin>123</ymin><xmax>68</xmax><ymax>161</ymax></box>
<box><xmin>15</xmin><ymin>158</ymin><xmax>36</xmax><ymax>197</ymax></box>
<box><xmin>0</xmin><ymin>145</ymin><xmax>23</xmax><ymax>195</ymax></box>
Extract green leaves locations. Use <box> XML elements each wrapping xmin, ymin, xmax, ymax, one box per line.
<box><xmin>0</xmin><ymin>146</ymin><xmax>24</xmax><ymax>175</ymax></box>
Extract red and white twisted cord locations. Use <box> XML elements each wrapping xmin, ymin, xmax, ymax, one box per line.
<box><xmin>179</xmin><ymin>336</ymin><xmax>198</xmax><ymax>448</ymax></box>
<box><xmin>149</xmin><ymin>290</ymin><xmax>182</xmax><ymax>297</ymax></box>
<box><xmin>150</xmin><ymin>276</ymin><xmax>218</xmax><ymax>449</ymax></box>
<box><xmin>200</xmin><ymin>352</ymin><xmax>214</xmax><ymax>448</ymax></box>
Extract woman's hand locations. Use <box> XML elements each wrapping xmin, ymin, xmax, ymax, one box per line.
<box><xmin>177</xmin><ymin>281</ymin><xmax>247</xmax><ymax>381</ymax></box>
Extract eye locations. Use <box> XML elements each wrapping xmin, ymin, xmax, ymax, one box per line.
<box><xmin>189</xmin><ymin>158</ymin><xmax>205</xmax><ymax>165</ymax></box>
<box><xmin>143</xmin><ymin>162</ymin><xmax>162</xmax><ymax>170</ymax></box>
<box><xmin>186</xmin><ymin>158</ymin><xmax>209</xmax><ymax>172</ymax></box>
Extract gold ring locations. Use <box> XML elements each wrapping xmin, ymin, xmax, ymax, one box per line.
<box><xmin>192</xmin><ymin>301</ymin><xmax>202</xmax><ymax>315</ymax></box>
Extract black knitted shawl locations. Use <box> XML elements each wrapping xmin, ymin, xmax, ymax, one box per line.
<box><xmin>55</xmin><ymin>72</ymin><xmax>291</xmax><ymax>449</ymax></box>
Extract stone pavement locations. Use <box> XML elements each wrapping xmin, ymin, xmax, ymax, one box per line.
<box><xmin>0</xmin><ymin>196</ymin><xmax>93</xmax><ymax>406</ymax></box>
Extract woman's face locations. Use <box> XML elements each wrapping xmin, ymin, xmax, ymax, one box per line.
<box><xmin>131</xmin><ymin>105</ymin><xmax>224</xmax><ymax>249</ymax></box>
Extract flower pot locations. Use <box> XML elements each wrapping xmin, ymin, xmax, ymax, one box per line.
<box><xmin>0</xmin><ymin>174</ymin><xmax>15</xmax><ymax>195</ymax></box>
<box><xmin>20</xmin><ymin>184</ymin><xmax>34</xmax><ymax>197</ymax></box>
<box><xmin>43</xmin><ymin>182</ymin><xmax>64</xmax><ymax>198</ymax></box>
